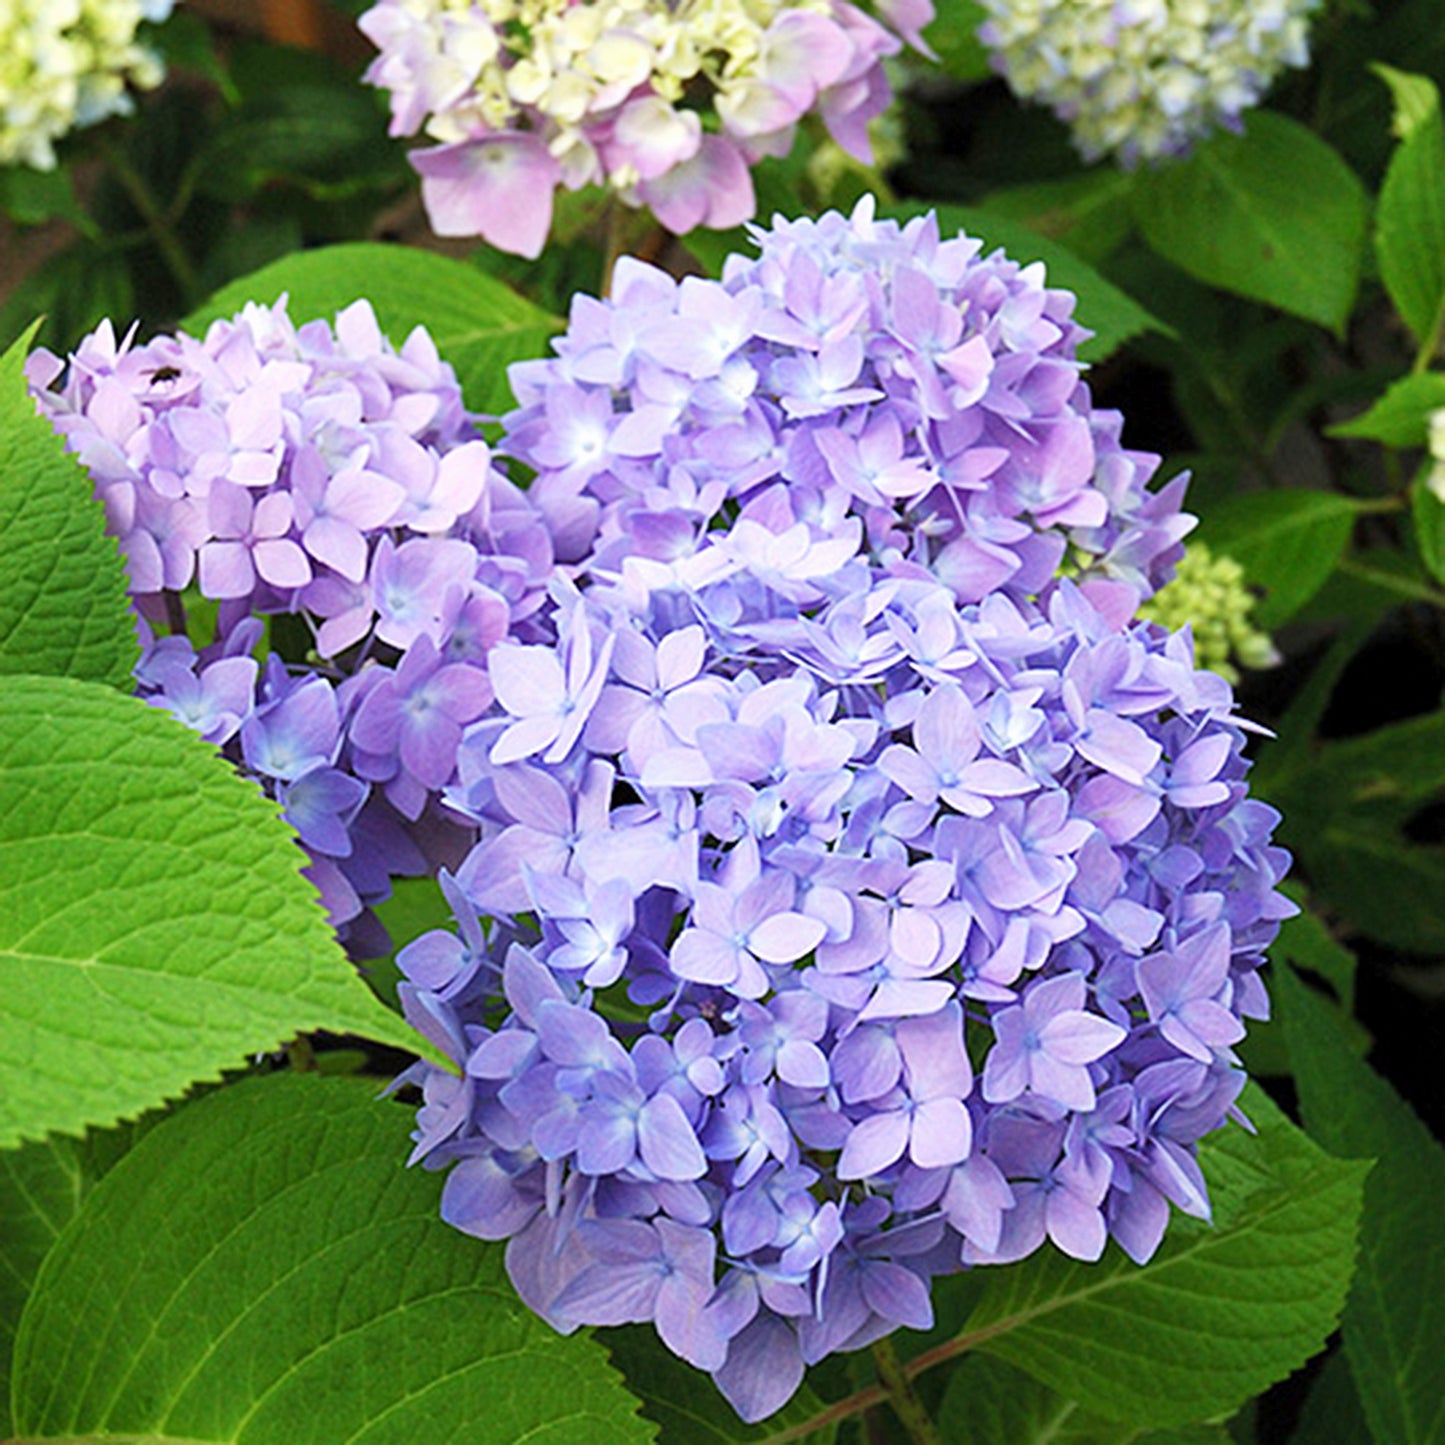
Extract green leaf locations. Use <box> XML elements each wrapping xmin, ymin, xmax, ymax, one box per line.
<box><xmin>0</xmin><ymin>166</ymin><xmax>92</xmax><ymax>232</ymax></box>
<box><xmin>0</xmin><ymin>329</ymin><xmax>138</xmax><ymax>689</ymax></box>
<box><xmin>1275</xmin><ymin>892</ymin><xmax>1357</xmax><ymax>1012</ymax></box>
<box><xmin>184</xmin><ymin>243</ymin><xmax>563</xmax><ymax>415</ymax></box>
<box><xmin>145</xmin><ymin>9</ymin><xmax>238</xmax><ymax>103</ymax></box>
<box><xmin>195</xmin><ymin>85</ymin><xmax>405</xmax><ymax>203</ymax></box>
<box><xmin>1292</xmin><ymin>1348</ymin><xmax>1373</xmax><ymax>1445</ymax></box>
<box><xmin>924</xmin><ymin>1</ymin><xmax>992</xmax><ymax>82</ymax></box>
<box><xmin>937</xmin><ymin>1355</ymin><xmax>1232</xmax><ymax>1444</ymax></box>
<box><xmin>1296</xmin><ymin>823</ymin><xmax>1445</xmax><ymax>955</ymax></box>
<box><xmin>1327</xmin><ymin>372</ymin><xmax>1445</xmax><ymax>446</ymax></box>
<box><xmin>975</xmin><ymin>171</ymin><xmax>1138</xmax><ymax>265</ymax></box>
<box><xmin>1374</xmin><ymin>71</ymin><xmax>1445</xmax><ymax>348</ymax></box>
<box><xmin>606</xmin><ymin>1325</ymin><xmax>834</xmax><ymax>1442</ymax></box>
<box><xmin>1278</xmin><ymin>968</ymin><xmax>1445</xmax><ymax>1445</ymax></box>
<box><xmin>0</xmin><ymin>674</ymin><xmax>427</xmax><ymax>1148</ymax></box>
<box><xmin>0</xmin><ymin>240</ymin><xmax>135</xmax><ymax>358</ymax></box>
<box><xmin>1133</xmin><ymin>112</ymin><xmax>1369</xmax><ymax>333</ymax></box>
<box><xmin>883</xmin><ymin>202</ymin><xmax>1168</xmax><ymax>362</ymax></box>
<box><xmin>1374</xmin><ymin>64</ymin><xmax>1441</xmax><ymax>139</ymax></box>
<box><xmin>1193</xmin><ymin>490</ymin><xmax>1359</xmax><ymax>626</ymax></box>
<box><xmin>1412</xmin><ymin>470</ymin><xmax>1445</xmax><ymax>582</ymax></box>
<box><xmin>958</xmin><ymin>1090</ymin><xmax>1366</xmax><ymax>1429</ymax></box>
<box><xmin>0</xmin><ymin>1119</ymin><xmax>153</xmax><ymax>1433</ymax></box>
<box><xmin>11</xmin><ymin>1074</ymin><xmax>654</xmax><ymax>1445</ymax></box>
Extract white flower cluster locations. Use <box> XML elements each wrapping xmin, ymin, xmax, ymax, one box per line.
<box><xmin>977</xmin><ymin>0</ymin><xmax>1318</xmax><ymax>166</ymax></box>
<box><xmin>0</xmin><ymin>0</ymin><xmax>177</xmax><ymax>170</ymax></box>
<box><xmin>1427</xmin><ymin>407</ymin><xmax>1445</xmax><ymax>503</ymax></box>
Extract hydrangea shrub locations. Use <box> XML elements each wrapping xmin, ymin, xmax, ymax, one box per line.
<box><xmin>356</xmin><ymin>0</ymin><xmax>935</xmax><ymax>254</ymax></box>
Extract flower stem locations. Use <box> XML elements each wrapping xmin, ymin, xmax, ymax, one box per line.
<box><xmin>100</xmin><ymin>137</ymin><xmax>201</xmax><ymax>311</ymax></box>
<box><xmin>869</xmin><ymin>1336</ymin><xmax>944</xmax><ymax>1445</ymax></box>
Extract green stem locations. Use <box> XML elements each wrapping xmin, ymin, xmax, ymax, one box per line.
<box><xmin>870</xmin><ymin>1336</ymin><xmax>944</xmax><ymax>1445</ymax></box>
<box><xmin>759</xmin><ymin>1325</ymin><xmax>1007</xmax><ymax>1443</ymax></box>
<box><xmin>601</xmin><ymin>196</ymin><xmax>629</xmax><ymax>299</ymax></box>
<box><xmin>1337</xmin><ymin>554</ymin><xmax>1445</xmax><ymax>609</ymax></box>
<box><xmin>1411</xmin><ymin>298</ymin><xmax>1445</xmax><ymax>375</ymax></box>
<box><xmin>100</xmin><ymin>137</ymin><xmax>201</xmax><ymax>309</ymax></box>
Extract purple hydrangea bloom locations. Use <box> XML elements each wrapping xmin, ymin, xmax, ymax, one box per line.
<box><xmin>504</xmin><ymin>200</ymin><xmax>1193</xmax><ymax>616</ymax></box>
<box><xmin>29</xmin><ymin>298</ymin><xmax>557</xmax><ymax>947</ymax></box>
<box><xmin>397</xmin><ymin>538</ymin><xmax>1290</xmax><ymax>1419</ymax></box>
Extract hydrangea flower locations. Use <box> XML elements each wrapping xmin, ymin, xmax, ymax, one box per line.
<box><xmin>395</xmin><ymin>536</ymin><xmax>1291</xmax><ymax>1418</ymax></box>
<box><xmin>1138</xmin><ymin>542</ymin><xmax>1279</xmax><ymax>684</ymax></box>
<box><xmin>28</xmin><ymin>296</ymin><xmax>554</xmax><ymax>945</ymax></box>
<box><xmin>356</xmin><ymin>0</ymin><xmax>934</xmax><ymax>254</ymax></box>
<box><xmin>1</xmin><ymin>0</ymin><xmax>178</xmax><ymax>170</ymax></box>
<box><xmin>504</xmin><ymin>199</ymin><xmax>1191</xmax><ymax>610</ymax></box>
<box><xmin>976</xmin><ymin>0</ymin><xmax>1319</xmax><ymax>167</ymax></box>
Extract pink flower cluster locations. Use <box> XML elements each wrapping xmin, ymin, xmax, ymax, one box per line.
<box><xmin>358</xmin><ymin>0</ymin><xmax>935</xmax><ymax>256</ymax></box>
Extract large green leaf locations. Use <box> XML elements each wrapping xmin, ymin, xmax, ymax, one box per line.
<box><xmin>1278</xmin><ymin>968</ymin><xmax>1445</xmax><ymax>1445</ymax></box>
<box><xmin>0</xmin><ymin>673</ymin><xmax>426</xmax><ymax>1148</ymax></box>
<box><xmin>1374</xmin><ymin>70</ymin><xmax>1445</xmax><ymax>349</ymax></box>
<box><xmin>884</xmin><ymin>202</ymin><xmax>1167</xmax><ymax>362</ymax></box>
<box><xmin>0</xmin><ymin>1119</ymin><xmax>152</xmax><ymax>1433</ymax></box>
<box><xmin>184</xmin><ymin>243</ymin><xmax>563</xmax><ymax>415</ymax></box>
<box><xmin>937</xmin><ymin>1355</ymin><xmax>1231</xmax><ymax>1444</ymax></box>
<box><xmin>1133</xmin><ymin>112</ymin><xmax>1369</xmax><ymax>333</ymax></box>
<box><xmin>10</xmin><ymin>1074</ymin><xmax>653</xmax><ymax>1445</ymax></box>
<box><xmin>1194</xmin><ymin>490</ymin><xmax>1359</xmax><ymax>626</ymax></box>
<box><xmin>1328</xmin><ymin>371</ymin><xmax>1445</xmax><ymax>447</ymax></box>
<box><xmin>958</xmin><ymin>1091</ymin><xmax>1365</xmax><ymax>1428</ymax></box>
<box><xmin>1302</xmin><ymin>822</ymin><xmax>1445</xmax><ymax>955</ymax></box>
<box><xmin>0</xmin><ymin>330</ymin><xmax>138</xmax><ymax>689</ymax></box>
<box><xmin>975</xmin><ymin>171</ymin><xmax>1138</xmax><ymax>265</ymax></box>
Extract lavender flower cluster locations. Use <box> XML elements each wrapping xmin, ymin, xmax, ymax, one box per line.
<box><xmin>27</xmin><ymin>297</ymin><xmax>555</xmax><ymax>946</ymax></box>
<box><xmin>357</xmin><ymin>0</ymin><xmax>935</xmax><ymax>256</ymax></box>
<box><xmin>31</xmin><ymin>202</ymin><xmax>1292</xmax><ymax>1421</ymax></box>
<box><xmin>400</xmin><ymin>555</ymin><xmax>1288</xmax><ymax>1420</ymax></box>
<box><xmin>389</xmin><ymin>207</ymin><xmax>1291</xmax><ymax>1418</ymax></box>
<box><xmin>505</xmin><ymin>201</ymin><xmax>1191</xmax><ymax>616</ymax></box>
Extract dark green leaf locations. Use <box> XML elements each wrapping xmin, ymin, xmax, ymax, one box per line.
<box><xmin>11</xmin><ymin>1074</ymin><xmax>654</xmax><ymax>1444</ymax></box>
<box><xmin>937</xmin><ymin>1355</ymin><xmax>1232</xmax><ymax>1444</ymax></box>
<box><xmin>1300</xmin><ymin>821</ymin><xmax>1445</xmax><ymax>955</ymax></box>
<box><xmin>0</xmin><ymin>1119</ymin><xmax>154</xmax><ymax>1433</ymax></box>
<box><xmin>0</xmin><ymin>328</ymin><xmax>137</xmax><ymax>689</ymax></box>
<box><xmin>1194</xmin><ymin>490</ymin><xmax>1358</xmax><ymax>626</ymax></box>
<box><xmin>184</xmin><ymin>243</ymin><xmax>563</xmax><ymax>415</ymax></box>
<box><xmin>145</xmin><ymin>9</ymin><xmax>238</xmax><ymax>103</ymax></box>
<box><xmin>924</xmin><ymin>1</ymin><xmax>992</xmax><ymax>83</ymax></box>
<box><xmin>1327</xmin><ymin>372</ymin><xmax>1445</xmax><ymax>446</ymax></box>
<box><xmin>1292</xmin><ymin>1349</ymin><xmax>1373</xmax><ymax>1445</ymax></box>
<box><xmin>0</xmin><ymin>166</ymin><xmax>92</xmax><ymax>232</ymax></box>
<box><xmin>1278</xmin><ymin>968</ymin><xmax>1445</xmax><ymax>1445</ymax></box>
<box><xmin>959</xmin><ymin>1090</ymin><xmax>1365</xmax><ymax>1428</ymax></box>
<box><xmin>0</xmin><ymin>674</ymin><xmax>426</xmax><ymax>1148</ymax></box>
<box><xmin>1133</xmin><ymin>113</ymin><xmax>1369</xmax><ymax>333</ymax></box>
<box><xmin>1374</xmin><ymin>71</ymin><xmax>1445</xmax><ymax>348</ymax></box>
<box><xmin>975</xmin><ymin>171</ymin><xmax>1138</xmax><ymax>264</ymax></box>
<box><xmin>196</xmin><ymin>85</ymin><xmax>405</xmax><ymax>203</ymax></box>
<box><xmin>885</xmin><ymin>202</ymin><xmax>1168</xmax><ymax>362</ymax></box>
<box><xmin>1275</xmin><ymin>892</ymin><xmax>1357</xmax><ymax>1012</ymax></box>
<box><xmin>1411</xmin><ymin>471</ymin><xmax>1445</xmax><ymax>582</ymax></box>
<box><xmin>607</xmin><ymin>1324</ymin><xmax>834</xmax><ymax>1442</ymax></box>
